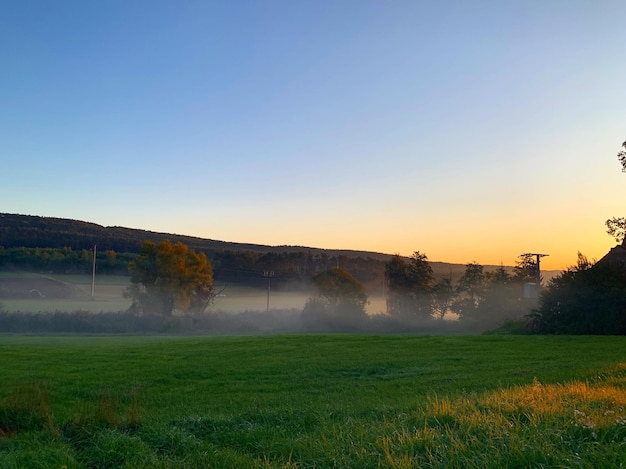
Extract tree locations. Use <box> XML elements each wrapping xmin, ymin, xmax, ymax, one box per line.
<box><xmin>532</xmin><ymin>252</ymin><xmax>626</xmax><ymax>334</ymax></box>
<box><xmin>606</xmin><ymin>217</ymin><xmax>626</xmax><ymax>245</ymax></box>
<box><xmin>480</xmin><ymin>266</ymin><xmax>526</xmax><ymax>322</ymax></box>
<box><xmin>311</xmin><ymin>267</ymin><xmax>368</xmax><ymax>308</ymax></box>
<box><xmin>127</xmin><ymin>240</ymin><xmax>214</xmax><ymax>315</ymax></box>
<box><xmin>385</xmin><ymin>252</ymin><xmax>434</xmax><ymax>319</ymax></box>
<box><xmin>431</xmin><ymin>276</ymin><xmax>454</xmax><ymax>320</ymax></box>
<box><xmin>301</xmin><ymin>267</ymin><xmax>368</xmax><ymax>330</ymax></box>
<box><xmin>618</xmin><ymin>139</ymin><xmax>626</xmax><ymax>172</ymax></box>
<box><xmin>453</xmin><ymin>262</ymin><xmax>486</xmax><ymax>319</ymax></box>
<box><xmin>513</xmin><ymin>254</ymin><xmax>539</xmax><ymax>283</ymax></box>
<box><xmin>605</xmin><ymin>139</ymin><xmax>626</xmax><ymax>246</ymax></box>
<box><xmin>385</xmin><ymin>254</ymin><xmax>414</xmax><ymax>317</ymax></box>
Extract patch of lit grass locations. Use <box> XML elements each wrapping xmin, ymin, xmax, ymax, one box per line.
<box><xmin>378</xmin><ymin>373</ymin><xmax>626</xmax><ymax>468</ymax></box>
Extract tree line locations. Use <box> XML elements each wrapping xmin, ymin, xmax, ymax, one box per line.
<box><xmin>0</xmin><ymin>245</ymin><xmax>386</xmax><ymax>288</ymax></box>
<box><xmin>0</xmin><ymin>246</ymin><xmax>134</xmax><ymax>275</ymax></box>
<box><xmin>3</xmin><ymin>238</ymin><xmax>626</xmax><ymax>334</ymax></box>
<box><xmin>121</xmin><ymin>240</ymin><xmax>542</xmax><ymax>329</ymax></box>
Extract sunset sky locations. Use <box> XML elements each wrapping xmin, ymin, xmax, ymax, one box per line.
<box><xmin>1</xmin><ymin>1</ymin><xmax>625</xmax><ymax>271</ymax></box>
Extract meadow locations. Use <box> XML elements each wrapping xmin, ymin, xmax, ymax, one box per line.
<box><xmin>2</xmin><ymin>334</ymin><xmax>626</xmax><ymax>468</ymax></box>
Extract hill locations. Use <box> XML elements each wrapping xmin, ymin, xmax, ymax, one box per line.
<box><xmin>0</xmin><ymin>213</ymin><xmax>470</xmax><ymax>274</ymax></box>
<box><xmin>0</xmin><ymin>212</ymin><xmax>391</xmax><ymax>259</ymax></box>
<box><xmin>1</xmin><ymin>213</ymin><xmax>559</xmax><ymax>286</ymax></box>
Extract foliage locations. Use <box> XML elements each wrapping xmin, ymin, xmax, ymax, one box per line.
<box><xmin>481</xmin><ymin>266</ymin><xmax>527</xmax><ymax>321</ymax></box>
<box><xmin>382</xmin><ymin>254</ymin><xmax>533</xmax><ymax>327</ymax></box>
<box><xmin>606</xmin><ymin>217</ymin><xmax>626</xmax><ymax>244</ymax></box>
<box><xmin>452</xmin><ymin>263</ymin><xmax>531</xmax><ymax>327</ymax></box>
<box><xmin>453</xmin><ymin>262</ymin><xmax>486</xmax><ymax>318</ymax></box>
<box><xmin>513</xmin><ymin>253</ymin><xmax>540</xmax><ymax>283</ymax></box>
<box><xmin>127</xmin><ymin>240</ymin><xmax>215</xmax><ymax>315</ymax></box>
<box><xmin>301</xmin><ymin>297</ymin><xmax>367</xmax><ymax>331</ymax></box>
<box><xmin>431</xmin><ymin>276</ymin><xmax>454</xmax><ymax>320</ymax></box>
<box><xmin>302</xmin><ymin>268</ymin><xmax>368</xmax><ymax>330</ymax></box>
<box><xmin>0</xmin><ymin>246</ymin><xmax>134</xmax><ymax>275</ymax></box>
<box><xmin>618</xmin><ymin>139</ymin><xmax>626</xmax><ymax>172</ymax></box>
<box><xmin>384</xmin><ymin>254</ymin><xmax>413</xmax><ymax>316</ymax></box>
<box><xmin>385</xmin><ymin>252</ymin><xmax>434</xmax><ymax>319</ymax></box>
<box><xmin>532</xmin><ymin>253</ymin><xmax>626</xmax><ymax>334</ymax></box>
<box><xmin>2</xmin><ymin>335</ymin><xmax>626</xmax><ymax>467</ymax></box>
<box><xmin>311</xmin><ymin>267</ymin><xmax>367</xmax><ymax>308</ymax></box>
<box><xmin>605</xmin><ymin>139</ymin><xmax>626</xmax><ymax>247</ymax></box>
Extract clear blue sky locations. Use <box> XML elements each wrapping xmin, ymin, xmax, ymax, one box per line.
<box><xmin>2</xmin><ymin>1</ymin><xmax>625</xmax><ymax>269</ymax></box>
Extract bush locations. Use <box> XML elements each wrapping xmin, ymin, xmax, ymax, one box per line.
<box><xmin>533</xmin><ymin>263</ymin><xmax>626</xmax><ymax>335</ymax></box>
<box><xmin>300</xmin><ymin>298</ymin><xmax>368</xmax><ymax>332</ymax></box>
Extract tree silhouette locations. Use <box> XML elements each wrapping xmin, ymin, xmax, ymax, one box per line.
<box><xmin>606</xmin><ymin>217</ymin><xmax>626</xmax><ymax>244</ymax></box>
<box><xmin>532</xmin><ymin>253</ymin><xmax>626</xmax><ymax>334</ymax></box>
<box><xmin>385</xmin><ymin>252</ymin><xmax>434</xmax><ymax>319</ymax></box>
<box><xmin>618</xmin><ymin>139</ymin><xmax>626</xmax><ymax>172</ymax></box>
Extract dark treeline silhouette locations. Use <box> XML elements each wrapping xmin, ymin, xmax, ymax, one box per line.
<box><xmin>0</xmin><ymin>213</ymin><xmax>246</xmax><ymax>253</ymax></box>
<box><xmin>530</xmin><ymin>246</ymin><xmax>626</xmax><ymax>335</ymax></box>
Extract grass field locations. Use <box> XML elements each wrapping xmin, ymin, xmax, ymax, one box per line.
<box><xmin>1</xmin><ymin>334</ymin><xmax>626</xmax><ymax>467</ymax></box>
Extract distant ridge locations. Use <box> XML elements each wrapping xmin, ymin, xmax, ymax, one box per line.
<box><xmin>0</xmin><ymin>213</ymin><xmax>530</xmax><ymax>276</ymax></box>
<box><xmin>0</xmin><ymin>212</ymin><xmax>393</xmax><ymax>261</ymax></box>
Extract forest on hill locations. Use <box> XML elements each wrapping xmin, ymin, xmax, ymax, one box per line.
<box><xmin>0</xmin><ymin>213</ymin><xmax>484</xmax><ymax>289</ymax></box>
<box><xmin>0</xmin><ymin>213</ymin><xmax>389</xmax><ymax>288</ymax></box>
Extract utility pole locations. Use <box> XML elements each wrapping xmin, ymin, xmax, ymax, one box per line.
<box><xmin>263</xmin><ymin>271</ymin><xmax>275</xmax><ymax>313</ymax></box>
<box><xmin>91</xmin><ymin>244</ymin><xmax>97</xmax><ymax>298</ymax></box>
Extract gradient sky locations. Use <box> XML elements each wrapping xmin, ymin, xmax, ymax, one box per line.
<box><xmin>2</xmin><ymin>1</ymin><xmax>625</xmax><ymax>271</ymax></box>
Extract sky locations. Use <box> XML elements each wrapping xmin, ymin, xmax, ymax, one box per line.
<box><xmin>1</xmin><ymin>1</ymin><xmax>625</xmax><ymax>271</ymax></box>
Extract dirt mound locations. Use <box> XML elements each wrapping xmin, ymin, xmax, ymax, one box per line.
<box><xmin>0</xmin><ymin>277</ymin><xmax>79</xmax><ymax>299</ymax></box>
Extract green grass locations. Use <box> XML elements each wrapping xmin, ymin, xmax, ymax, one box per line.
<box><xmin>1</xmin><ymin>335</ymin><xmax>626</xmax><ymax>467</ymax></box>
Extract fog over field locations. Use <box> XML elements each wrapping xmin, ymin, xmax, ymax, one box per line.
<box><xmin>0</xmin><ymin>273</ymin><xmax>387</xmax><ymax>316</ymax></box>
<box><xmin>0</xmin><ymin>270</ymin><xmax>539</xmax><ymax>335</ymax></box>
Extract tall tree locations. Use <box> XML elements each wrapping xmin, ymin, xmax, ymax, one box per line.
<box><xmin>127</xmin><ymin>240</ymin><xmax>214</xmax><ymax>315</ymax></box>
<box><xmin>605</xmin><ymin>139</ymin><xmax>626</xmax><ymax>245</ymax></box>
<box><xmin>618</xmin><ymin>139</ymin><xmax>626</xmax><ymax>172</ymax></box>
<box><xmin>431</xmin><ymin>276</ymin><xmax>454</xmax><ymax>320</ymax></box>
<box><xmin>453</xmin><ymin>262</ymin><xmax>486</xmax><ymax>318</ymax></box>
<box><xmin>385</xmin><ymin>254</ymin><xmax>414</xmax><ymax>317</ymax></box>
<box><xmin>513</xmin><ymin>254</ymin><xmax>539</xmax><ymax>283</ymax></box>
<box><xmin>385</xmin><ymin>251</ymin><xmax>434</xmax><ymax>319</ymax></box>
